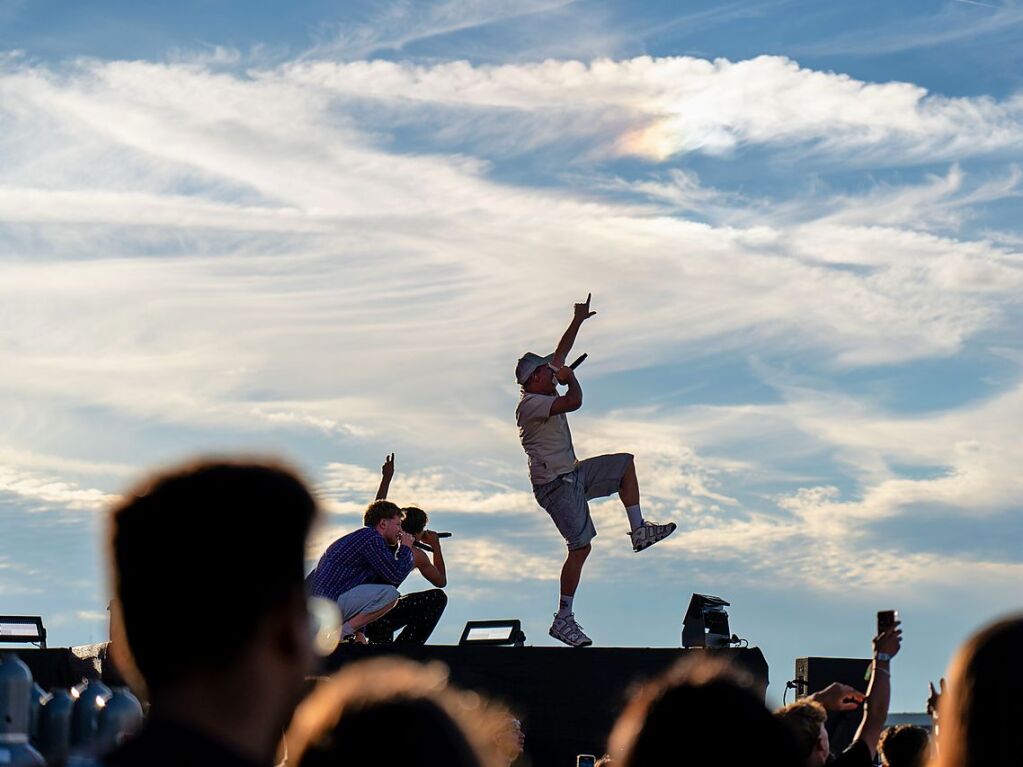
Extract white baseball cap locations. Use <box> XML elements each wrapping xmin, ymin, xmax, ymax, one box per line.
<box><xmin>514</xmin><ymin>352</ymin><xmax>554</xmax><ymax>385</ymax></box>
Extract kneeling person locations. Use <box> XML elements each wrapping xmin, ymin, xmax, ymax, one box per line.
<box><xmin>309</xmin><ymin>500</ymin><xmax>414</xmax><ymax>642</ymax></box>
<box><xmin>364</xmin><ymin>505</ymin><xmax>448</xmax><ymax>645</ymax></box>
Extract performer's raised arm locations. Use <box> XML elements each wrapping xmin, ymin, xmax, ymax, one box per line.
<box><xmin>513</xmin><ymin>292</ymin><xmax>676</xmax><ymax>648</ymax></box>
<box><xmin>550</xmin><ymin>364</ymin><xmax>583</xmax><ymax>415</ymax></box>
<box><xmin>413</xmin><ymin>530</ymin><xmax>447</xmax><ymax>588</ymax></box>
<box><xmin>375</xmin><ymin>452</ymin><xmax>394</xmax><ymax>500</ymax></box>
<box><xmin>552</xmin><ymin>293</ymin><xmax>596</xmax><ymax>368</ymax></box>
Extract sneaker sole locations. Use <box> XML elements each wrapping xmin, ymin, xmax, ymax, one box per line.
<box><xmin>631</xmin><ymin>524</ymin><xmax>677</xmax><ymax>553</ymax></box>
<box><xmin>549</xmin><ymin>628</ymin><xmax>592</xmax><ymax>647</ymax></box>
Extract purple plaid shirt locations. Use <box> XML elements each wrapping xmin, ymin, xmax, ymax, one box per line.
<box><xmin>309</xmin><ymin>526</ymin><xmax>414</xmax><ymax>601</ymax></box>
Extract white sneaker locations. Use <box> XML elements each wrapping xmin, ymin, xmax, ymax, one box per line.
<box><xmin>629</xmin><ymin>520</ymin><xmax>677</xmax><ymax>552</ymax></box>
<box><xmin>549</xmin><ymin>613</ymin><xmax>592</xmax><ymax>647</ymax></box>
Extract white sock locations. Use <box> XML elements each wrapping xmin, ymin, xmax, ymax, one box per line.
<box><xmin>626</xmin><ymin>504</ymin><xmax>644</xmax><ymax>531</ymax></box>
<box><xmin>557</xmin><ymin>594</ymin><xmax>574</xmax><ymax>618</ymax></box>
<box><xmin>341</xmin><ymin>621</ymin><xmax>354</xmax><ymax>636</ymax></box>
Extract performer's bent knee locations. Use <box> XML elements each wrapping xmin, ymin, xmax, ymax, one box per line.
<box><xmin>376</xmin><ymin>586</ymin><xmax>401</xmax><ymax>612</ymax></box>
<box><xmin>424</xmin><ymin>588</ymin><xmax>448</xmax><ymax>606</ymax></box>
<box><xmin>567</xmin><ymin>542</ymin><xmax>592</xmax><ymax>556</ymax></box>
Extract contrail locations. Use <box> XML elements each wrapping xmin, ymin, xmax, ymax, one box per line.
<box><xmin>952</xmin><ymin>0</ymin><xmax>998</xmax><ymax>8</ymax></box>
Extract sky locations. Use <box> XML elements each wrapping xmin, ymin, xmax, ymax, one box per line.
<box><xmin>1</xmin><ymin>0</ymin><xmax>1021</xmax><ymax>713</ymax></box>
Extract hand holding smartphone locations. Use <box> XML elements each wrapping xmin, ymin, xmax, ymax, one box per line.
<box><xmin>878</xmin><ymin>610</ymin><xmax>898</xmax><ymax>634</ymax></box>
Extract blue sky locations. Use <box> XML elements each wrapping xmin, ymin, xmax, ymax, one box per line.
<box><xmin>1</xmin><ymin>0</ymin><xmax>1021</xmax><ymax>712</ymax></box>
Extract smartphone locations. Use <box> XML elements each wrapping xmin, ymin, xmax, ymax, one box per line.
<box><xmin>877</xmin><ymin>610</ymin><xmax>897</xmax><ymax>634</ymax></box>
<box><xmin>577</xmin><ymin>756</ymin><xmax>596</xmax><ymax>767</ymax></box>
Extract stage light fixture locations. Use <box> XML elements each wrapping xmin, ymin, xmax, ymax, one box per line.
<box><xmin>0</xmin><ymin>615</ymin><xmax>47</xmax><ymax>648</ymax></box>
<box><xmin>459</xmin><ymin>619</ymin><xmax>526</xmax><ymax>646</ymax></box>
<box><xmin>681</xmin><ymin>593</ymin><xmax>736</xmax><ymax>649</ymax></box>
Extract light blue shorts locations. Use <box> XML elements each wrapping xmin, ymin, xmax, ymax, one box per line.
<box><xmin>533</xmin><ymin>452</ymin><xmax>633</xmax><ymax>550</ymax></box>
<box><xmin>337</xmin><ymin>583</ymin><xmax>400</xmax><ymax>620</ymax></box>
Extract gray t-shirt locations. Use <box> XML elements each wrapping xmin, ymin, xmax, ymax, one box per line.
<box><xmin>516</xmin><ymin>392</ymin><xmax>578</xmax><ymax>485</ymax></box>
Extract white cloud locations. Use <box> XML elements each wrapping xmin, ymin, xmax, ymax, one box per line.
<box><xmin>0</xmin><ymin>48</ymin><xmax>1020</xmax><ymax>644</ymax></box>
<box><xmin>304</xmin><ymin>362</ymin><xmax>1023</xmax><ymax>594</ymax></box>
<box><xmin>0</xmin><ymin>445</ymin><xmax>135</xmax><ymax>479</ymax></box>
<box><xmin>319</xmin><ymin>462</ymin><xmax>537</xmax><ymax>516</ymax></box>
<box><xmin>280</xmin><ymin>55</ymin><xmax>1023</xmax><ymax>161</ymax></box>
<box><xmin>0</xmin><ymin>55</ymin><xmax>1017</xmax><ymax>438</ymax></box>
<box><xmin>0</xmin><ymin>466</ymin><xmax>116</xmax><ymax>511</ymax></box>
<box><xmin>75</xmin><ymin>610</ymin><xmax>107</xmax><ymax>622</ymax></box>
<box><xmin>776</xmin><ymin>382</ymin><xmax>1023</xmax><ymax>516</ymax></box>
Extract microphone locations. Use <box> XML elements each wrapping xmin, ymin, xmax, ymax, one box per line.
<box><xmin>569</xmin><ymin>353</ymin><xmax>587</xmax><ymax>370</ymax></box>
<box><xmin>414</xmin><ymin>532</ymin><xmax>452</xmax><ymax>552</ymax></box>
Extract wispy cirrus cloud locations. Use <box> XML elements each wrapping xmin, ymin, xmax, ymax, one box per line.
<box><xmin>799</xmin><ymin>0</ymin><xmax>1023</xmax><ymax>56</ymax></box>
<box><xmin>280</xmin><ymin>55</ymin><xmax>1023</xmax><ymax>161</ymax></box>
<box><xmin>0</xmin><ymin>53</ymin><xmax>1020</xmax><ymax>454</ymax></box>
<box><xmin>307</xmin><ymin>0</ymin><xmax>578</xmax><ymax>59</ymax></box>
<box><xmin>0</xmin><ymin>41</ymin><xmax>1020</xmax><ymax>698</ymax></box>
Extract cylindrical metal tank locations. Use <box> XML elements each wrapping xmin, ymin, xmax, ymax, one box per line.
<box><xmin>38</xmin><ymin>689</ymin><xmax>74</xmax><ymax>767</ymax></box>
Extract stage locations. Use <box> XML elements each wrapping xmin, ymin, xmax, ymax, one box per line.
<box><xmin>322</xmin><ymin>644</ymin><xmax>769</xmax><ymax>765</ymax></box>
<box><xmin>17</xmin><ymin>643</ymin><xmax>768</xmax><ymax>766</ymax></box>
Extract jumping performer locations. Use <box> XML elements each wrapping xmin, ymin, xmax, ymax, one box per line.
<box><xmin>515</xmin><ymin>294</ymin><xmax>676</xmax><ymax>647</ymax></box>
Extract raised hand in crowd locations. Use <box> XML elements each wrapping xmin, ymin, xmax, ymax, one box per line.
<box><xmin>927</xmin><ymin>677</ymin><xmax>946</xmax><ymax>743</ymax></box>
<box><xmin>875</xmin><ymin>622</ymin><xmax>903</xmax><ymax>659</ymax></box>
<box><xmin>851</xmin><ymin>620</ymin><xmax>903</xmax><ymax>761</ymax></box>
<box><xmin>927</xmin><ymin>678</ymin><xmax>945</xmax><ymax>720</ymax></box>
<box><xmin>809</xmin><ymin>682</ymin><xmax>865</xmax><ymax>712</ymax></box>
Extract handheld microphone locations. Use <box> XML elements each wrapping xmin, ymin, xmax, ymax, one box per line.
<box><xmin>413</xmin><ymin>532</ymin><xmax>451</xmax><ymax>552</ymax></box>
<box><xmin>569</xmin><ymin>353</ymin><xmax>587</xmax><ymax>370</ymax></box>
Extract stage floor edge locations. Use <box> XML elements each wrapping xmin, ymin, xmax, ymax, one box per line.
<box><xmin>322</xmin><ymin>645</ymin><xmax>768</xmax><ymax>766</ymax></box>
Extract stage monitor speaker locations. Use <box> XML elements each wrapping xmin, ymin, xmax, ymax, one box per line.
<box><xmin>794</xmin><ymin>657</ymin><xmax>871</xmax><ymax>757</ymax></box>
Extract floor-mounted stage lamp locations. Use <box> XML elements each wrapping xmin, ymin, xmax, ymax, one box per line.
<box><xmin>681</xmin><ymin>593</ymin><xmax>736</xmax><ymax>649</ymax></box>
<box><xmin>459</xmin><ymin>619</ymin><xmax>526</xmax><ymax>646</ymax></box>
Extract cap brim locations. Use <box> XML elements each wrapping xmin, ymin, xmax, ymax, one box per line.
<box><xmin>516</xmin><ymin>353</ymin><xmax>555</xmax><ymax>385</ymax></box>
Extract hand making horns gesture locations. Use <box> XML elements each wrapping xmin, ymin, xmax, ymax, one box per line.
<box><xmin>574</xmin><ymin>293</ymin><xmax>596</xmax><ymax>323</ymax></box>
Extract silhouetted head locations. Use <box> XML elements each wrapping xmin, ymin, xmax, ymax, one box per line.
<box><xmin>775</xmin><ymin>699</ymin><xmax>829</xmax><ymax>767</ymax></box>
<box><xmin>108</xmin><ymin>458</ymin><xmax>318</xmax><ymax>705</ymax></box>
<box><xmin>933</xmin><ymin>613</ymin><xmax>1023</xmax><ymax>767</ymax></box>
<box><xmin>878</xmin><ymin>725</ymin><xmax>930</xmax><ymax>767</ymax></box>
<box><xmin>610</xmin><ymin>655</ymin><xmax>800</xmax><ymax>767</ymax></box>
<box><xmin>401</xmin><ymin>506</ymin><xmax>429</xmax><ymax>538</ymax></box>
<box><xmin>288</xmin><ymin>659</ymin><xmax>500</xmax><ymax>767</ymax></box>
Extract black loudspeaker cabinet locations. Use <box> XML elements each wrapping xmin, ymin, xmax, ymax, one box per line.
<box><xmin>795</xmin><ymin>657</ymin><xmax>872</xmax><ymax>756</ymax></box>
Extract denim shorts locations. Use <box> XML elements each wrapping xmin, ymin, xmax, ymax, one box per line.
<box><xmin>337</xmin><ymin>583</ymin><xmax>400</xmax><ymax>620</ymax></box>
<box><xmin>533</xmin><ymin>453</ymin><xmax>633</xmax><ymax>550</ymax></box>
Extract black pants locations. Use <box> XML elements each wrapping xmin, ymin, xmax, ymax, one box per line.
<box><xmin>365</xmin><ymin>588</ymin><xmax>448</xmax><ymax>645</ymax></box>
